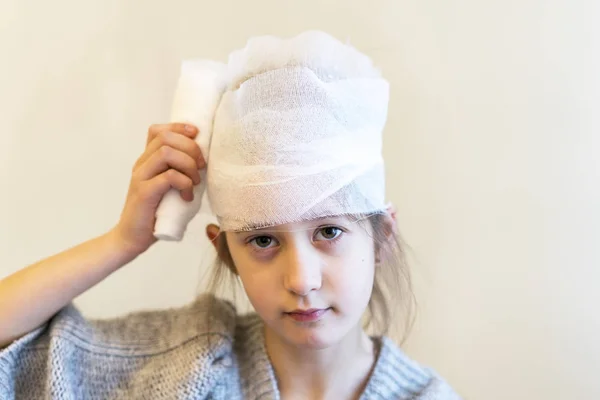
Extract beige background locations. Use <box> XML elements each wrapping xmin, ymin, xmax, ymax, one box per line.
<box><xmin>1</xmin><ymin>0</ymin><xmax>599</xmax><ymax>398</ymax></box>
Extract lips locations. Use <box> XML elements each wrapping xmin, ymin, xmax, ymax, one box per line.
<box><xmin>285</xmin><ymin>308</ymin><xmax>330</xmax><ymax>322</ymax></box>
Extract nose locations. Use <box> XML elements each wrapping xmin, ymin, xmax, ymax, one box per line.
<box><xmin>282</xmin><ymin>239</ymin><xmax>322</xmax><ymax>296</ymax></box>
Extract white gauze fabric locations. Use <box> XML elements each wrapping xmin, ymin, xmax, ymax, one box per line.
<box><xmin>154</xmin><ymin>31</ymin><xmax>389</xmax><ymax>239</ymax></box>
<box><xmin>153</xmin><ymin>60</ymin><xmax>227</xmax><ymax>240</ymax></box>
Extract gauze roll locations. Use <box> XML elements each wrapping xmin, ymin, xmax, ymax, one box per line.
<box><xmin>154</xmin><ymin>30</ymin><xmax>389</xmax><ymax>238</ymax></box>
<box><xmin>153</xmin><ymin>60</ymin><xmax>227</xmax><ymax>241</ymax></box>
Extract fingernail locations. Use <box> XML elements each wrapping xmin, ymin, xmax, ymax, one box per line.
<box><xmin>185</xmin><ymin>124</ymin><xmax>197</xmax><ymax>133</ymax></box>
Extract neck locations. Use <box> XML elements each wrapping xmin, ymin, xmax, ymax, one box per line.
<box><xmin>264</xmin><ymin>324</ymin><xmax>376</xmax><ymax>400</ymax></box>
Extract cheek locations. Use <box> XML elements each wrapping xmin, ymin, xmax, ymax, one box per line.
<box><xmin>326</xmin><ymin>252</ymin><xmax>375</xmax><ymax>308</ymax></box>
<box><xmin>235</xmin><ymin>260</ymin><xmax>280</xmax><ymax>316</ymax></box>
<box><xmin>346</xmin><ymin>236</ymin><xmax>376</xmax><ymax>304</ymax></box>
<box><xmin>243</xmin><ymin>279</ymin><xmax>272</xmax><ymax>313</ymax></box>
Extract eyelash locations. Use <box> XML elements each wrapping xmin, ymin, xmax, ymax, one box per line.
<box><xmin>247</xmin><ymin>226</ymin><xmax>345</xmax><ymax>251</ymax></box>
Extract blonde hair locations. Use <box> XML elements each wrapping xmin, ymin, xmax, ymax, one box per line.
<box><xmin>204</xmin><ymin>213</ymin><xmax>416</xmax><ymax>342</ymax></box>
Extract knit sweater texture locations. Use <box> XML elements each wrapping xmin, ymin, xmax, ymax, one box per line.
<box><xmin>0</xmin><ymin>294</ymin><xmax>460</xmax><ymax>399</ymax></box>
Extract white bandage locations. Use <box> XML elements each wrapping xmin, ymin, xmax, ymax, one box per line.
<box><xmin>154</xmin><ymin>31</ymin><xmax>389</xmax><ymax>239</ymax></box>
<box><xmin>153</xmin><ymin>60</ymin><xmax>227</xmax><ymax>240</ymax></box>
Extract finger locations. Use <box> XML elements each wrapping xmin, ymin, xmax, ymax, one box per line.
<box><xmin>139</xmin><ymin>169</ymin><xmax>195</xmax><ymax>203</ymax></box>
<box><xmin>136</xmin><ymin>146</ymin><xmax>201</xmax><ymax>185</ymax></box>
<box><xmin>146</xmin><ymin>123</ymin><xmax>198</xmax><ymax>146</ymax></box>
<box><xmin>139</xmin><ymin>130</ymin><xmax>204</xmax><ymax>170</ymax></box>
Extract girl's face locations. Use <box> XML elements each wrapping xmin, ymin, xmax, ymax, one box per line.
<box><xmin>225</xmin><ymin>216</ymin><xmax>376</xmax><ymax>349</ymax></box>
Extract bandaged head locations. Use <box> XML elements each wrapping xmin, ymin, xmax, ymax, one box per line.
<box><xmin>154</xmin><ymin>31</ymin><xmax>389</xmax><ymax>239</ymax></box>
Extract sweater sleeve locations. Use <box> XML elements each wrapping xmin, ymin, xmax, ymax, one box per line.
<box><xmin>0</xmin><ymin>295</ymin><xmax>237</xmax><ymax>400</ymax></box>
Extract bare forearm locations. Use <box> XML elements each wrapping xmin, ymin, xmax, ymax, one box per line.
<box><xmin>0</xmin><ymin>230</ymin><xmax>138</xmax><ymax>348</ymax></box>
<box><xmin>0</xmin><ymin>122</ymin><xmax>202</xmax><ymax>349</ymax></box>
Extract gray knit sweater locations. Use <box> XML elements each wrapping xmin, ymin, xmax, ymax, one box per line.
<box><xmin>0</xmin><ymin>294</ymin><xmax>460</xmax><ymax>399</ymax></box>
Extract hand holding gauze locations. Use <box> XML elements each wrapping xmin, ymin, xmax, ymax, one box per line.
<box><xmin>153</xmin><ymin>60</ymin><xmax>228</xmax><ymax>241</ymax></box>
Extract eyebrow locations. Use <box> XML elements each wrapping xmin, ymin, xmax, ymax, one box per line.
<box><xmin>232</xmin><ymin>215</ymin><xmax>352</xmax><ymax>234</ymax></box>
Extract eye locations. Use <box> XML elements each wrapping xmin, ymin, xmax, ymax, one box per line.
<box><xmin>249</xmin><ymin>235</ymin><xmax>277</xmax><ymax>249</ymax></box>
<box><xmin>315</xmin><ymin>226</ymin><xmax>343</xmax><ymax>241</ymax></box>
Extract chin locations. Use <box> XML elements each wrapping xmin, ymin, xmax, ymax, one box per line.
<box><xmin>288</xmin><ymin>331</ymin><xmax>337</xmax><ymax>350</ymax></box>
<box><xmin>282</xmin><ymin>319</ymin><xmax>348</xmax><ymax>350</ymax></box>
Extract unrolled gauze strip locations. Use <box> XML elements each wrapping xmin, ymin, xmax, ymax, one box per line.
<box><xmin>153</xmin><ymin>60</ymin><xmax>227</xmax><ymax>241</ymax></box>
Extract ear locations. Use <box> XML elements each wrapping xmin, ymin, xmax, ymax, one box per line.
<box><xmin>205</xmin><ymin>223</ymin><xmax>221</xmax><ymax>250</ymax></box>
<box><xmin>375</xmin><ymin>204</ymin><xmax>398</xmax><ymax>265</ymax></box>
<box><xmin>385</xmin><ymin>203</ymin><xmax>398</xmax><ymax>238</ymax></box>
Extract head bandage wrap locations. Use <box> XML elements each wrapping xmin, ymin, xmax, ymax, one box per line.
<box><xmin>154</xmin><ymin>31</ymin><xmax>389</xmax><ymax>240</ymax></box>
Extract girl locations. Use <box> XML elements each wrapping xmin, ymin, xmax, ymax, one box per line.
<box><xmin>0</xmin><ymin>31</ymin><xmax>460</xmax><ymax>399</ymax></box>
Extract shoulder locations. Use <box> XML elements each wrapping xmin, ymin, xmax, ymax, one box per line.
<box><xmin>0</xmin><ymin>294</ymin><xmax>240</xmax><ymax>398</ymax></box>
<box><xmin>0</xmin><ymin>293</ymin><xmax>238</xmax><ymax>363</ymax></box>
<box><xmin>60</xmin><ymin>294</ymin><xmax>236</xmax><ymax>353</ymax></box>
<box><xmin>363</xmin><ymin>336</ymin><xmax>462</xmax><ymax>400</ymax></box>
<box><xmin>48</xmin><ymin>293</ymin><xmax>238</xmax><ymax>355</ymax></box>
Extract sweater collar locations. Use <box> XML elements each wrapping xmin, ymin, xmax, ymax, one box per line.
<box><xmin>235</xmin><ymin>316</ymin><xmax>432</xmax><ymax>400</ymax></box>
<box><xmin>236</xmin><ymin>314</ymin><xmax>280</xmax><ymax>400</ymax></box>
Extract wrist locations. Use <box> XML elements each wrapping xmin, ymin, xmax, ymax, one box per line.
<box><xmin>103</xmin><ymin>228</ymin><xmax>144</xmax><ymax>267</ymax></box>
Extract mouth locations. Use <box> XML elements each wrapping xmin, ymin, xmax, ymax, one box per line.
<box><xmin>285</xmin><ymin>308</ymin><xmax>331</xmax><ymax>323</ymax></box>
